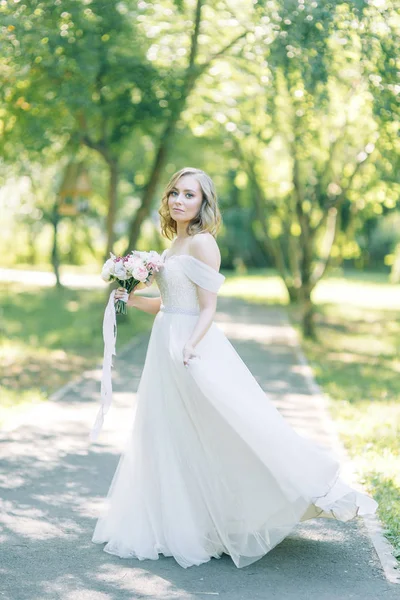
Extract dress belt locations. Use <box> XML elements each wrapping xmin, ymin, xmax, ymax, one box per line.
<box><xmin>160</xmin><ymin>304</ymin><xmax>200</xmax><ymax>316</ymax></box>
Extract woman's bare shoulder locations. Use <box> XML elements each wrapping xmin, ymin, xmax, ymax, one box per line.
<box><xmin>189</xmin><ymin>232</ymin><xmax>221</xmax><ymax>270</ymax></box>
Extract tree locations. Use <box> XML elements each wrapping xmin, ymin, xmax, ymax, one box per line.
<box><xmin>213</xmin><ymin>0</ymin><xmax>399</xmax><ymax>338</ymax></box>
<box><xmin>1</xmin><ymin>0</ymin><xmax>251</xmax><ymax>260</ymax></box>
<box><xmin>124</xmin><ymin>0</ymin><xmax>250</xmax><ymax>252</ymax></box>
<box><xmin>1</xmin><ymin>0</ymin><xmax>165</xmax><ymax>258</ymax></box>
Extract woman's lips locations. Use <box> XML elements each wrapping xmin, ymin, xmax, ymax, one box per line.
<box><xmin>172</xmin><ymin>208</ymin><xmax>184</xmax><ymax>212</ymax></box>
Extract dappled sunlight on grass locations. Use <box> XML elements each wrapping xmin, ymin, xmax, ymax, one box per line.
<box><xmin>302</xmin><ymin>303</ymin><xmax>400</xmax><ymax>406</ymax></box>
<box><xmin>368</xmin><ymin>476</ymin><xmax>400</xmax><ymax>558</ymax></box>
<box><xmin>0</xmin><ymin>282</ymin><xmax>153</xmax><ymax>422</ymax></box>
<box><xmin>329</xmin><ymin>401</ymin><xmax>400</xmax><ymax>471</ymax></box>
<box><xmin>221</xmin><ymin>269</ymin><xmax>289</xmax><ymax>305</ymax></box>
<box><xmin>312</xmin><ymin>275</ymin><xmax>400</xmax><ymax>310</ymax></box>
<box><xmin>297</xmin><ymin>297</ymin><xmax>400</xmax><ymax>559</ymax></box>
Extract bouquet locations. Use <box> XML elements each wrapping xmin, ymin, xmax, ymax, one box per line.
<box><xmin>101</xmin><ymin>250</ymin><xmax>164</xmax><ymax>315</ymax></box>
<box><xmin>90</xmin><ymin>249</ymin><xmax>164</xmax><ymax>442</ymax></box>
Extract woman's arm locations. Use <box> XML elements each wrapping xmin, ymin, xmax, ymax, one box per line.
<box><xmin>185</xmin><ymin>290</ymin><xmax>217</xmax><ymax>348</ymax></box>
<box><xmin>182</xmin><ymin>234</ymin><xmax>221</xmax><ymax>365</ymax></box>
<box><xmin>114</xmin><ymin>267</ymin><xmax>161</xmax><ymax>315</ymax></box>
<box><xmin>114</xmin><ymin>283</ymin><xmax>161</xmax><ymax>315</ymax></box>
<box><xmin>128</xmin><ymin>292</ymin><xmax>161</xmax><ymax>315</ymax></box>
<box><xmin>183</xmin><ymin>284</ymin><xmax>218</xmax><ymax>366</ymax></box>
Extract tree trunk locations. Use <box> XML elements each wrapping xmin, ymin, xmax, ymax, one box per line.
<box><xmin>105</xmin><ymin>159</ymin><xmax>118</xmax><ymax>261</ymax></box>
<box><xmin>125</xmin><ymin>137</ymin><xmax>169</xmax><ymax>252</ymax></box>
<box><xmin>287</xmin><ymin>286</ymin><xmax>301</xmax><ymax>303</ymax></box>
<box><xmin>27</xmin><ymin>228</ymin><xmax>38</xmax><ymax>264</ymax></box>
<box><xmin>302</xmin><ymin>287</ymin><xmax>316</xmax><ymax>339</ymax></box>
<box><xmin>300</xmin><ymin>237</ymin><xmax>317</xmax><ymax>338</ymax></box>
<box><xmin>125</xmin><ymin>82</ymin><xmax>197</xmax><ymax>253</ymax></box>
<box><xmin>51</xmin><ymin>206</ymin><xmax>62</xmax><ymax>289</ymax></box>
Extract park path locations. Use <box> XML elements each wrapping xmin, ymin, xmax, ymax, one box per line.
<box><xmin>0</xmin><ymin>296</ymin><xmax>398</xmax><ymax>600</ymax></box>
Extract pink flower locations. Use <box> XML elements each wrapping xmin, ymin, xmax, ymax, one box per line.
<box><xmin>131</xmin><ymin>264</ymin><xmax>149</xmax><ymax>282</ymax></box>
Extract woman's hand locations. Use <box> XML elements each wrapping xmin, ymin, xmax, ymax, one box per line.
<box><xmin>182</xmin><ymin>343</ymin><xmax>201</xmax><ymax>367</ymax></box>
<box><xmin>114</xmin><ymin>287</ymin><xmax>136</xmax><ymax>307</ymax></box>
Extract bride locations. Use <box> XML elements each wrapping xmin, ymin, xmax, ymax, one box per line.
<box><xmin>92</xmin><ymin>166</ymin><xmax>378</xmax><ymax>569</ymax></box>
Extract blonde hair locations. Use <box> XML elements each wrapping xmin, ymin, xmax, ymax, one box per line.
<box><xmin>159</xmin><ymin>167</ymin><xmax>222</xmax><ymax>240</ymax></box>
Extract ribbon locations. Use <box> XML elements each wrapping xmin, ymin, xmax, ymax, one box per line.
<box><xmin>90</xmin><ymin>288</ymin><xmax>119</xmax><ymax>442</ymax></box>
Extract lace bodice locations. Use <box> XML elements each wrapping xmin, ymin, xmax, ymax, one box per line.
<box><xmin>154</xmin><ymin>250</ymin><xmax>225</xmax><ymax>312</ymax></box>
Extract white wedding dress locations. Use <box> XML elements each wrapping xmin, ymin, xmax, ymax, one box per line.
<box><xmin>92</xmin><ymin>250</ymin><xmax>378</xmax><ymax>568</ymax></box>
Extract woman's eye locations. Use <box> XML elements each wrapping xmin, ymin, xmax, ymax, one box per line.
<box><xmin>169</xmin><ymin>191</ymin><xmax>193</xmax><ymax>198</ymax></box>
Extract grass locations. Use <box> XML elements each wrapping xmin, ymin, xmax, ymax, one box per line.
<box><xmin>300</xmin><ymin>300</ymin><xmax>400</xmax><ymax>560</ymax></box>
<box><xmin>219</xmin><ymin>267</ymin><xmax>290</xmax><ymax>305</ymax></box>
<box><xmin>0</xmin><ymin>282</ymin><xmax>154</xmax><ymax>425</ymax></box>
<box><xmin>222</xmin><ymin>267</ymin><xmax>400</xmax><ymax>561</ymax></box>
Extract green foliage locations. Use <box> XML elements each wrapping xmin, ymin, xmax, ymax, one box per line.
<box><xmin>182</xmin><ymin>0</ymin><xmax>400</xmax><ymax>333</ymax></box>
<box><xmin>1</xmin><ymin>0</ymin><xmax>167</xmax><ymax>159</ymax></box>
<box><xmin>0</xmin><ymin>0</ymin><xmax>399</xmax><ymax>279</ymax></box>
<box><xmin>367</xmin><ymin>212</ymin><xmax>400</xmax><ymax>266</ymax></box>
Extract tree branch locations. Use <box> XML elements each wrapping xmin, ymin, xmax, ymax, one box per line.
<box><xmin>188</xmin><ymin>0</ymin><xmax>203</xmax><ymax>70</ymax></box>
<box><xmin>310</xmin><ymin>206</ymin><xmax>339</xmax><ymax>285</ymax></box>
<box><xmin>197</xmin><ymin>30</ymin><xmax>248</xmax><ymax>76</ymax></box>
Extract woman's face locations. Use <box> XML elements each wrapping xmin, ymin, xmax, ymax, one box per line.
<box><xmin>167</xmin><ymin>175</ymin><xmax>203</xmax><ymax>224</ymax></box>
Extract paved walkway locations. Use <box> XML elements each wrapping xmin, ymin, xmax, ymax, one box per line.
<box><xmin>0</xmin><ymin>297</ymin><xmax>398</xmax><ymax>600</ymax></box>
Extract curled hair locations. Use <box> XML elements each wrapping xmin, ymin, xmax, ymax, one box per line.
<box><xmin>158</xmin><ymin>167</ymin><xmax>222</xmax><ymax>240</ymax></box>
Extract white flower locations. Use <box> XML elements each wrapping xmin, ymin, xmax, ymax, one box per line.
<box><xmin>101</xmin><ymin>268</ymin><xmax>112</xmax><ymax>282</ymax></box>
<box><xmin>113</xmin><ymin>261</ymin><xmax>128</xmax><ymax>280</ymax></box>
<box><xmin>101</xmin><ymin>258</ymin><xmax>114</xmax><ymax>282</ymax></box>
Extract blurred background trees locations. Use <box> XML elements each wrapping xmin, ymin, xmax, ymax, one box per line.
<box><xmin>1</xmin><ymin>0</ymin><xmax>399</xmax><ymax>336</ymax></box>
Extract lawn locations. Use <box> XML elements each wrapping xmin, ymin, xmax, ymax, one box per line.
<box><xmin>221</xmin><ymin>268</ymin><xmax>400</xmax><ymax>561</ymax></box>
<box><xmin>0</xmin><ymin>282</ymin><xmax>154</xmax><ymax>425</ymax></box>
<box><xmin>300</xmin><ymin>292</ymin><xmax>400</xmax><ymax>561</ymax></box>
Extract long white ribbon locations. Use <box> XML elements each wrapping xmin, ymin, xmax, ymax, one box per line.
<box><xmin>90</xmin><ymin>288</ymin><xmax>118</xmax><ymax>442</ymax></box>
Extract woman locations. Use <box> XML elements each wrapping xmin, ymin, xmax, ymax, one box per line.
<box><xmin>92</xmin><ymin>166</ymin><xmax>378</xmax><ymax>569</ymax></box>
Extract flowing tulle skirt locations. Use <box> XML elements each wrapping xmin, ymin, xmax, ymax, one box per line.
<box><xmin>92</xmin><ymin>309</ymin><xmax>378</xmax><ymax>568</ymax></box>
